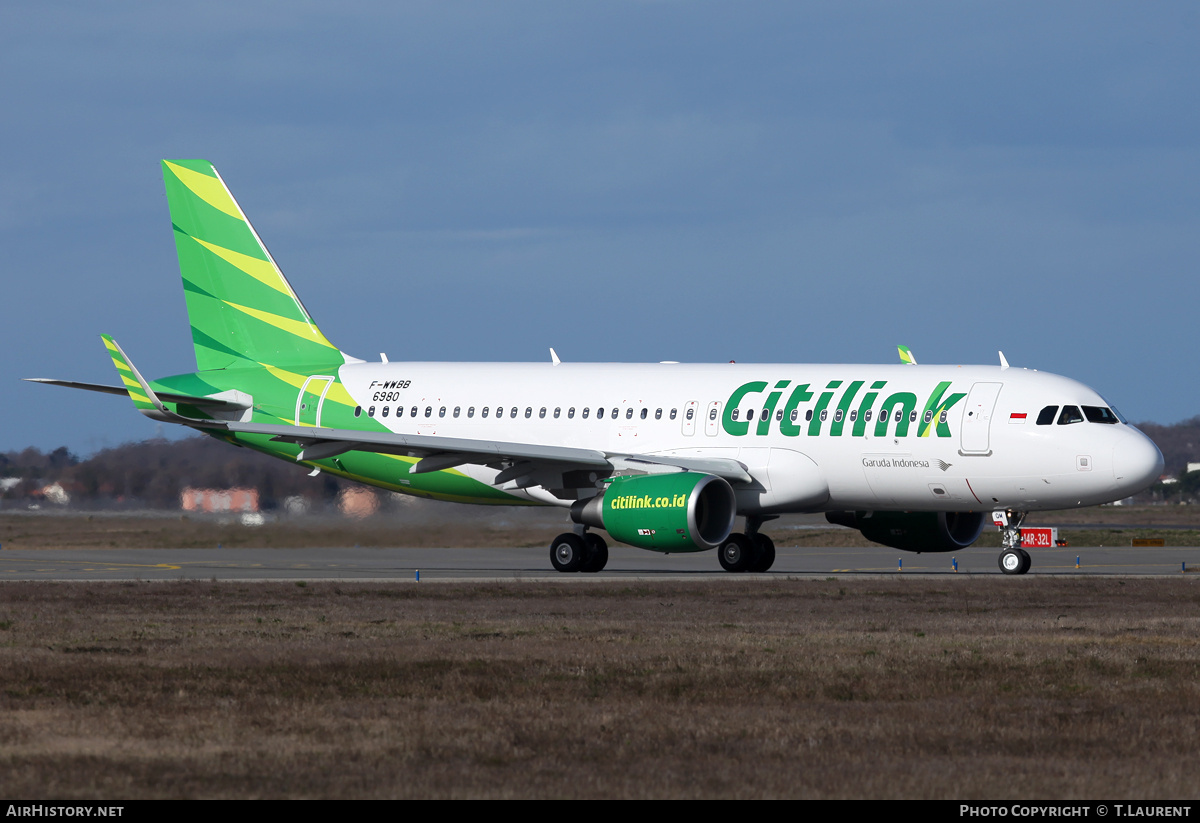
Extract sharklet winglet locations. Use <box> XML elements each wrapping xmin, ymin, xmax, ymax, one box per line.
<box><xmin>100</xmin><ymin>335</ymin><xmax>227</xmax><ymax>430</ymax></box>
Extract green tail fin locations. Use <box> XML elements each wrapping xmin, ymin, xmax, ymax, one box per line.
<box><xmin>162</xmin><ymin>159</ymin><xmax>344</xmax><ymax>371</ymax></box>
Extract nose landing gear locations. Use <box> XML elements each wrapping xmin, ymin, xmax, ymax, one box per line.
<box><xmin>998</xmin><ymin>547</ymin><xmax>1032</xmax><ymax>575</ymax></box>
<box><xmin>995</xmin><ymin>509</ymin><xmax>1032</xmax><ymax>575</ymax></box>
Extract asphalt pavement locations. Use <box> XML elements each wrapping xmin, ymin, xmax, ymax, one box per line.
<box><xmin>0</xmin><ymin>543</ymin><xmax>1197</xmax><ymax>581</ymax></box>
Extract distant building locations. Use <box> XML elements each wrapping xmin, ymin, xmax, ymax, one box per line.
<box><xmin>1188</xmin><ymin>463</ymin><xmax>1200</xmax><ymax>474</ymax></box>
<box><xmin>40</xmin><ymin>483</ymin><xmax>70</xmax><ymax>505</ymax></box>
<box><xmin>338</xmin><ymin>487</ymin><xmax>379</xmax><ymax>518</ymax></box>
<box><xmin>181</xmin><ymin>487</ymin><xmax>259</xmax><ymax>513</ymax></box>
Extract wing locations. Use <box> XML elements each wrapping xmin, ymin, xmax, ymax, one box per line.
<box><xmin>219</xmin><ymin>419</ymin><xmax>754</xmax><ymax>486</ymax></box>
<box><xmin>31</xmin><ymin>337</ymin><xmax>752</xmax><ymax>494</ymax></box>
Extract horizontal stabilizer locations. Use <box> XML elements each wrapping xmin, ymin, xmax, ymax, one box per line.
<box><xmin>24</xmin><ymin>378</ymin><xmax>251</xmax><ymax>410</ymax></box>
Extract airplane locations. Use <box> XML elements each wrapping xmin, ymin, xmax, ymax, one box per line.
<box><xmin>28</xmin><ymin>160</ymin><xmax>1165</xmax><ymax>575</ymax></box>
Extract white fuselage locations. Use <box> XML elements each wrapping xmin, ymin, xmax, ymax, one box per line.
<box><xmin>335</xmin><ymin>361</ymin><xmax>1164</xmax><ymax>513</ymax></box>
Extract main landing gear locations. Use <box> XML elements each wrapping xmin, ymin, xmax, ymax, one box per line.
<box><xmin>996</xmin><ymin>509</ymin><xmax>1032</xmax><ymax>575</ymax></box>
<box><xmin>549</xmin><ymin>529</ymin><xmax>609</xmax><ymax>573</ymax></box>
<box><xmin>717</xmin><ymin>516</ymin><xmax>777</xmax><ymax>573</ymax></box>
<box><xmin>548</xmin><ymin>517</ymin><xmax>780</xmax><ymax>574</ymax></box>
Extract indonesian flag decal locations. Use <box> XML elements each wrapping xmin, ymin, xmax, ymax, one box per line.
<box><xmin>1009</xmin><ymin>412</ymin><xmax>1027</xmax><ymax>424</ymax></box>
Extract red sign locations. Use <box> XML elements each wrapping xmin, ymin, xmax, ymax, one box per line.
<box><xmin>1020</xmin><ymin>527</ymin><xmax>1058</xmax><ymax>548</ymax></box>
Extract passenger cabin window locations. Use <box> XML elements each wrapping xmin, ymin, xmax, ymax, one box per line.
<box><xmin>396</xmin><ymin>406</ymin><xmax>404</xmax><ymax>418</ymax></box>
<box><xmin>1036</xmin><ymin>406</ymin><xmax>1058</xmax><ymax>425</ymax></box>
<box><xmin>410</xmin><ymin>406</ymin><xmax>418</xmax><ymax>417</ymax></box>
<box><xmin>746</xmin><ymin>409</ymin><xmax>753</xmax><ymax>421</ymax></box>
<box><xmin>511</xmin><ymin>407</ymin><xmax>518</xmax><ymax>418</ymax></box>
<box><xmin>640</xmin><ymin>408</ymin><xmax>648</xmax><ymax>419</ymax></box>
<box><xmin>685</xmin><ymin>409</ymin><xmax>694</xmax><ymax>420</ymax></box>
<box><xmin>453</xmin><ymin>407</ymin><xmax>460</xmax><ymax>418</ymax></box>
<box><xmin>611</xmin><ymin>408</ymin><xmax>618</xmax><ymax>419</ymax></box>
<box><xmin>554</xmin><ymin>408</ymin><xmax>560</xmax><ymax>418</ymax></box>
<box><xmin>382</xmin><ymin>406</ymin><xmax>389</xmax><ymax>417</ymax></box>
<box><xmin>805</xmin><ymin>410</ymin><xmax>813</xmax><ymax>421</ymax></box>
<box><xmin>354</xmin><ymin>406</ymin><xmax>362</xmax><ymax>417</ymax></box>
<box><xmin>708</xmin><ymin>408</ymin><xmax>717</xmax><ymax>421</ymax></box>
<box><xmin>539</xmin><ymin>407</ymin><xmax>546</xmax><ymax>418</ymax></box>
<box><xmin>439</xmin><ymin>407</ymin><xmax>446</xmax><ymax>417</ymax></box>
<box><xmin>482</xmin><ymin>407</ymin><xmax>489</xmax><ymax>418</ymax></box>
<box><xmin>425</xmin><ymin>407</ymin><xmax>432</xmax><ymax>418</ymax></box>
<box><xmin>1083</xmin><ymin>406</ymin><xmax>1119</xmax><ymax>424</ymax></box>
<box><xmin>1058</xmin><ymin>405</ymin><xmax>1084</xmax><ymax>425</ymax></box>
<box><xmin>368</xmin><ymin>406</ymin><xmax>376</xmax><ymax>417</ymax></box>
<box><xmin>467</xmin><ymin>407</ymin><xmax>475</xmax><ymax>418</ymax></box>
<box><xmin>626</xmin><ymin>408</ymin><xmax>633</xmax><ymax>419</ymax></box>
<box><xmin>670</xmin><ymin>409</ymin><xmax>677</xmax><ymax>420</ymax></box>
<box><xmin>655</xmin><ymin>409</ymin><xmax>662</xmax><ymax>419</ymax></box>
<box><xmin>582</xmin><ymin>408</ymin><xmax>590</xmax><ymax>419</ymax></box>
<box><xmin>525</xmin><ymin>407</ymin><xmax>532</xmax><ymax>418</ymax></box>
<box><xmin>790</xmin><ymin>409</ymin><xmax>799</xmax><ymax>422</ymax></box>
<box><xmin>568</xmin><ymin>407</ymin><xmax>575</xmax><ymax>419</ymax></box>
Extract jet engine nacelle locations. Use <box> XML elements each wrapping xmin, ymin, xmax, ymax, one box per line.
<box><xmin>571</xmin><ymin>472</ymin><xmax>737</xmax><ymax>553</ymax></box>
<box><xmin>825</xmin><ymin>510</ymin><xmax>986</xmax><ymax>553</ymax></box>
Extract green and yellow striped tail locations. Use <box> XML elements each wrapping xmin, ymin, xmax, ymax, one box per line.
<box><xmin>162</xmin><ymin>159</ymin><xmax>345</xmax><ymax>372</ymax></box>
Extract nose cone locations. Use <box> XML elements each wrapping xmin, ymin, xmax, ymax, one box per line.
<box><xmin>1112</xmin><ymin>430</ymin><xmax>1165</xmax><ymax>496</ymax></box>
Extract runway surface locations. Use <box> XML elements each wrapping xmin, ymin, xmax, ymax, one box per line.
<box><xmin>1</xmin><ymin>544</ymin><xmax>1198</xmax><ymax>581</ymax></box>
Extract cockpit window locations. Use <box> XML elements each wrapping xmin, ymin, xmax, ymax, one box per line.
<box><xmin>1082</xmin><ymin>405</ymin><xmax>1119</xmax><ymax>424</ymax></box>
<box><xmin>1058</xmin><ymin>405</ymin><xmax>1084</xmax><ymax>425</ymax></box>
<box><xmin>1100</xmin><ymin>398</ymin><xmax>1128</xmax><ymax>424</ymax></box>
<box><xmin>1036</xmin><ymin>406</ymin><xmax>1058</xmax><ymax>426</ymax></box>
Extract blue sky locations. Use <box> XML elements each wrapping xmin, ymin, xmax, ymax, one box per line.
<box><xmin>3</xmin><ymin>1</ymin><xmax>1198</xmax><ymax>454</ymax></box>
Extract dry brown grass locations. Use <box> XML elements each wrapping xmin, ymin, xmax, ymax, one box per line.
<box><xmin>6</xmin><ymin>505</ymin><xmax>1200</xmax><ymax>552</ymax></box>
<box><xmin>1</xmin><ymin>578</ymin><xmax>1199</xmax><ymax>798</ymax></box>
<box><xmin>0</xmin><ymin>509</ymin><xmax>573</xmax><ymax>550</ymax></box>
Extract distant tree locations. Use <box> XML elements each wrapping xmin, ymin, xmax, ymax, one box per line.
<box><xmin>3</xmin><ymin>436</ymin><xmax>356</xmax><ymax>508</ymax></box>
<box><xmin>1135</xmin><ymin>416</ymin><xmax>1200</xmax><ymax>476</ymax></box>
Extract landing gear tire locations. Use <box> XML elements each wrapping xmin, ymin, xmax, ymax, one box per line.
<box><xmin>999</xmin><ymin>548</ymin><xmax>1031</xmax><ymax>575</ymax></box>
<box><xmin>582</xmin><ymin>533</ymin><xmax>609</xmax><ymax>573</ymax></box>
<box><xmin>550</xmin><ymin>533</ymin><xmax>588</xmax><ymax>573</ymax></box>
<box><xmin>718</xmin><ymin>533</ymin><xmax>756</xmax><ymax>573</ymax></box>
<box><xmin>1017</xmin><ymin>548</ymin><xmax>1032</xmax><ymax>575</ymax></box>
<box><xmin>750</xmin><ymin>534</ymin><xmax>776</xmax><ymax>573</ymax></box>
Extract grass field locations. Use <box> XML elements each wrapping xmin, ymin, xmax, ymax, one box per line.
<box><xmin>3</xmin><ymin>504</ymin><xmax>1200</xmax><ymax>551</ymax></box>
<box><xmin>2</xmin><ymin>577</ymin><xmax>1199</xmax><ymax>799</ymax></box>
